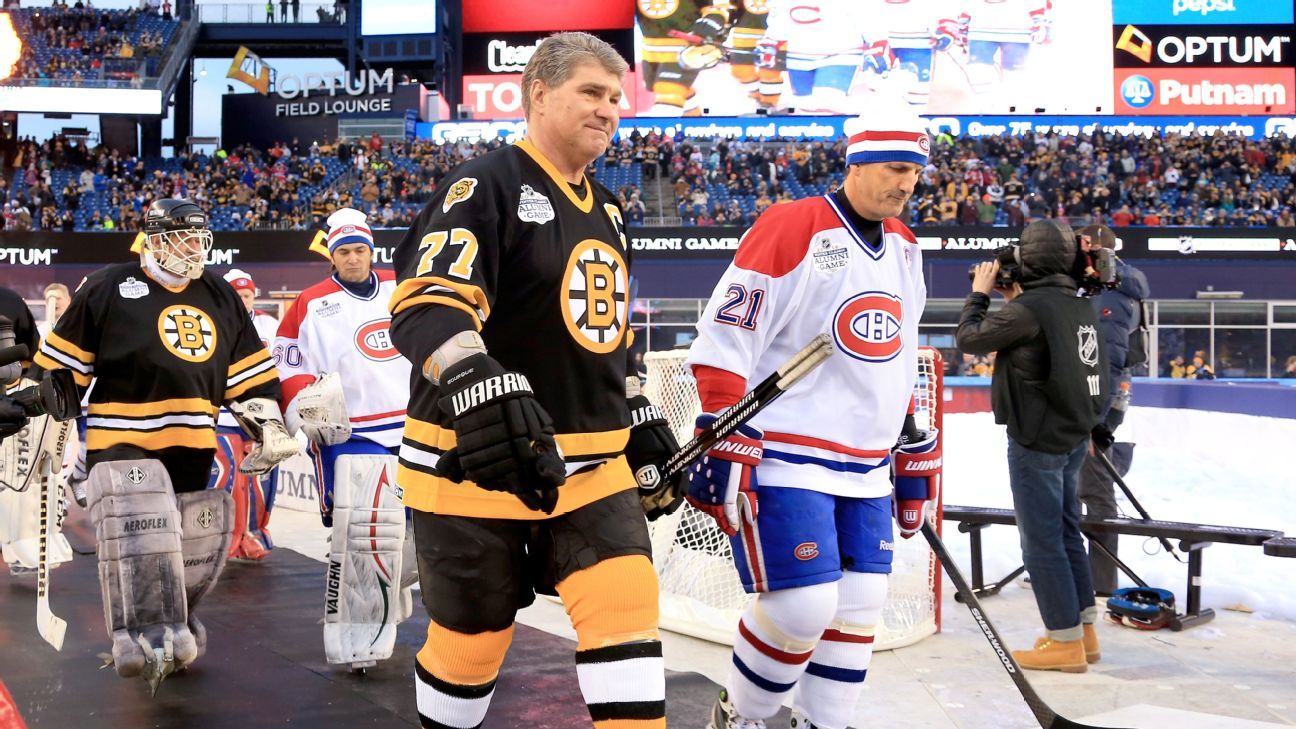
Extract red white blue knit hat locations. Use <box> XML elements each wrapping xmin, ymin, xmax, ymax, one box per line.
<box><xmin>844</xmin><ymin>110</ymin><xmax>930</xmax><ymax>167</ymax></box>
<box><xmin>223</xmin><ymin>268</ymin><xmax>257</xmax><ymax>293</ymax></box>
<box><xmin>324</xmin><ymin>207</ymin><xmax>373</xmax><ymax>253</ymax></box>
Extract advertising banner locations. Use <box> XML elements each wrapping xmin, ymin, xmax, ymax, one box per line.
<box><xmin>461</xmin><ymin>30</ymin><xmax>635</xmax><ymax>75</ymax></box>
<box><xmin>1113</xmin><ymin>24</ymin><xmax>1293</xmax><ymax>67</ymax></box>
<box><xmin>632</xmin><ymin>0</ymin><xmax>1114</xmax><ymax>117</ymax></box>
<box><xmin>461</xmin><ymin>72</ymin><xmax>641</xmax><ymax>120</ymax></box>
<box><xmin>1114</xmin><ymin>66</ymin><xmax>1296</xmax><ymax>113</ymax></box>
<box><xmin>1112</xmin><ymin>0</ymin><xmax>1294</xmax><ymax>26</ymax></box>
<box><xmin>463</xmin><ymin>0</ymin><xmax>633</xmax><ymax>33</ymax></box>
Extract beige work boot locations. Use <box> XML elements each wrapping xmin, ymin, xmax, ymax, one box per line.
<box><xmin>1083</xmin><ymin>622</ymin><xmax>1101</xmax><ymax>663</ymax></box>
<box><xmin>1013</xmin><ymin>637</ymin><xmax>1088</xmax><ymax>673</ymax></box>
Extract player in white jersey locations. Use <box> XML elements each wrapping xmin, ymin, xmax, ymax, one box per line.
<box><xmin>764</xmin><ymin>0</ymin><xmax>870</xmax><ymax>114</ymax></box>
<box><xmin>965</xmin><ymin>0</ymin><xmax>1052</xmax><ymax>99</ymax></box>
<box><xmin>273</xmin><ymin>208</ymin><xmax>415</xmax><ymax>671</ymax></box>
<box><xmin>686</xmin><ymin>109</ymin><xmax>940</xmax><ymax>729</ymax></box>
<box><xmin>862</xmin><ymin>0</ymin><xmax>969</xmax><ymax>109</ymax></box>
<box><xmin>210</xmin><ymin>269</ymin><xmax>282</xmax><ymax>561</ymax></box>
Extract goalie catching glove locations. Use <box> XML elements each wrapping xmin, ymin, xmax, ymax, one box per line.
<box><xmin>625</xmin><ymin>393</ymin><xmax>685</xmax><ymax>521</ymax></box>
<box><xmin>892</xmin><ymin>414</ymin><xmax>941</xmax><ymax>539</ymax></box>
<box><xmin>686</xmin><ymin>412</ymin><xmax>761</xmax><ymax>537</ymax></box>
<box><xmin>286</xmin><ymin>372</ymin><xmax>352</xmax><ymax>446</ymax></box>
<box><xmin>229</xmin><ymin>398</ymin><xmax>300</xmax><ymax>475</ymax></box>
<box><xmin>435</xmin><ymin>353</ymin><xmax>566</xmax><ymax>514</ymax></box>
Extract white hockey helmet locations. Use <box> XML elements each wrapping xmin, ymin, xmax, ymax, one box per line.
<box><xmin>141</xmin><ymin>199</ymin><xmax>213</xmax><ymax>280</ymax></box>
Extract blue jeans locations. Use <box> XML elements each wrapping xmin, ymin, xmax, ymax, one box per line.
<box><xmin>1007</xmin><ymin>437</ymin><xmax>1095</xmax><ymax>641</ymax></box>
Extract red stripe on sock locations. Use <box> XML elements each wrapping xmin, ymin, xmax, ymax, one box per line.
<box><xmin>822</xmin><ymin>629</ymin><xmax>874</xmax><ymax>644</ymax></box>
<box><xmin>738</xmin><ymin>620</ymin><xmax>813</xmax><ymax>665</ymax></box>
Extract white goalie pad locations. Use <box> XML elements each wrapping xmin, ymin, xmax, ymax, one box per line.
<box><xmin>0</xmin><ymin>388</ymin><xmax>74</xmax><ymax>494</ymax></box>
<box><xmin>0</xmin><ymin>481</ymin><xmax>73</xmax><ymax>569</ymax></box>
<box><xmin>0</xmin><ymin>408</ymin><xmax>74</xmax><ymax>569</ymax></box>
<box><xmin>324</xmin><ymin>453</ymin><xmax>406</xmax><ymax>667</ymax></box>
<box><xmin>287</xmin><ymin>373</ymin><xmax>352</xmax><ymax>446</ymax></box>
<box><xmin>86</xmin><ymin>459</ymin><xmax>197</xmax><ymax>677</ymax></box>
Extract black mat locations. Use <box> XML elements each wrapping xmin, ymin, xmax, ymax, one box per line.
<box><xmin>0</xmin><ymin>514</ymin><xmax>780</xmax><ymax>728</ymax></box>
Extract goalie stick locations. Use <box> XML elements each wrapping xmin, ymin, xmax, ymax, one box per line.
<box><xmin>37</xmin><ymin>439</ymin><xmax>67</xmax><ymax>651</ymax></box>
<box><xmin>922</xmin><ymin>522</ymin><xmax>1132</xmax><ymax>729</ymax></box>
<box><xmin>656</xmin><ymin>333</ymin><xmax>834</xmax><ymax>487</ymax></box>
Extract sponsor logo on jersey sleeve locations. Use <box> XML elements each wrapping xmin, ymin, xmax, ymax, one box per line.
<box><xmin>118</xmin><ymin>276</ymin><xmax>149</xmax><ymax>299</ymax></box>
<box><xmin>442</xmin><ymin>177</ymin><xmax>479</xmax><ymax>214</ymax></box>
<box><xmin>517</xmin><ymin>184</ymin><xmax>556</xmax><ymax>224</ymax></box>
<box><xmin>833</xmin><ymin>291</ymin><xmax>904</xmax><ymax>362</ymax></box>
<box><xmin>355</xmin><ymin>319</ymin><xmax>401</xmax><ymax>362</ymax></box>
<box><xmin>157</xmin><ymin>305</ymin><xmax>218</xmax><ymax>363</ymax></box>
<box><xmin>561</xmin><ymin>239</ymin><xmax>629</xmax><ymax>354</ymax></box>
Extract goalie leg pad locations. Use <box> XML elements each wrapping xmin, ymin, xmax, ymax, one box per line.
<box><xmin>0</xmin><ymin>474</ymin><xmax>72</xmax><ymax>569</ymax></box>
<box><xmin>86</xmin><ymin>459</ymin><xmax>196</xmax><ymax>677</ymax></box>
<box><xmin>178</xmin><ymin>489</ymin><xmax>233</xmax><ymax>660</ymax></box>
<box><xmin>324</xmin><ymin>451</ymin><xmax>406</xmax><ymax>666</ymax></box>
<box><xmin>209</xmin><ymin>430</ymin><xmax>256</xmax><ymax>560</ymax></box>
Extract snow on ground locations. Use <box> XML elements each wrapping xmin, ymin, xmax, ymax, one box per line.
<box><xmin>942</xmin><ymin>406</ymin><xmax>1296</xmax><ymax>621</ymax></box>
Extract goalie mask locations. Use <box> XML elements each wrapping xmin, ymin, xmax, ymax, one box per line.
<box><xmin>142</xmin><ymin>199</ymin><xmax>213</xmax><ymax>280</ymax></box>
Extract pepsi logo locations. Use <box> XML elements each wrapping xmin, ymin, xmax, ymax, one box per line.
<box><xmin>833</xmin><ymin>291</ymin><xmax>904</xmax><ymax>362</ymax></box>
<box><xmin>355</xmin><ymin>319</ymin><xmax>400</xmax><ymax>361</ymax></box>
<box><xmin>794</xmin><ymin>542</ymin><xmax>819</xmax><ymax>561</ymax></box>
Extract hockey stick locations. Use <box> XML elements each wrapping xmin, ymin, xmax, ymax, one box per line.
<box><xmin>37</xmin><ymin>441</ymin><xmax>68</xmax><ymax>651</ymax></box>
<box><xmin>922</xmin><ymin>521</ymin><xmax>1131</xmax><ymax>729</ymax></box>
<box><xmin>657</xmin><ymin>333</ymin><xmax>834</xmax><ymax>486</ymax></box>
<box><xmin>1094</xmin><ymin>449</ymin><xmax>1182</xmax><ymax>561</ymax></box>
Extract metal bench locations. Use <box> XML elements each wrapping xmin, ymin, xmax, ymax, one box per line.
<box><xmin>942</xmin><ymin>505</ymin><xmax>1286</xmax><ymax>630</ymax></box>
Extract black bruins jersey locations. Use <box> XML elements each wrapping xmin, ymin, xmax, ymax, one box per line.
<box><xmin>390</xmin><ymin>140</ymin><xmax>634</xmax><ymax>520</ymax></box>
<box><xmin>34</xmin><ymin>263</ymin><xmax>281</xmax><ymax>490</ymax></box>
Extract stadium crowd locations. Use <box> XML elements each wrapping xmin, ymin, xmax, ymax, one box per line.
<box><xmin>2</xmin><ymin>126</ymin><xmax>1295</xmax><ymax>232</ymax></box>
<box><xmin>5</xmin><ymin>5</ymin><xmax>177</xmax><ymax>83</ymax></box>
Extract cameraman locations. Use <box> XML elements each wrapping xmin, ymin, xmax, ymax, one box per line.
<box><xmin>1075</xmin><ymin>225</ymin><xmax>1149</xmax><ymax>597</ymax></box>
<box><xmin>0</xmin><ymin>287</ymin><xmax>40</xmax><ymax>438</ymax></box>
<box><xmin>956</xmin><ymin>220</ymin><xmax>1108</xmax><ymax>673</ymax></box>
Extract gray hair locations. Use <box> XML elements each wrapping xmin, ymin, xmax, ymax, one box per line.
<box><xmin>521</xmin><ymin>31</ymin><xmax>628</xmax><ymax>118</ymax></box>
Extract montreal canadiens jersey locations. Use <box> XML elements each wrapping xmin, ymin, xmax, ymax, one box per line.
<box><xmin>390</xmin><ymin>139</ymin><xmax>635</xmax><ymax>520</ymax></box>
<box><xmin>33</xmin><ymin>263</ymin><xmax>281</xmax><ymax>489</ymax></box>
<box><xmin>217</xmin><ymin>310</ymin><xmax>281</xmax><ymax>429</ymax></box>
<box><xmin>968</xmin><ymin>0</ymin><xmax>1042</xmax><ymax>45</ymax></box>
<box><xmin>273</xmin><ymin>270</ymin><xmax>411</xmax><ymax>449</ymax></box>
<box><xmin>686</xmin><ymin>193</ymin><xmax>927</xmax><ymax>498</ymax></box>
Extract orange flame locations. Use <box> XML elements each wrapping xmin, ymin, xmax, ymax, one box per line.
<box><xmin>0</xmin><ymin>13</ymin><xmax>21</xmax><ymax>82</ymax></box>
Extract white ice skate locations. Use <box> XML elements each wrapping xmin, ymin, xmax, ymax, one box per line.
<box><xmin>708</xmin><ymin>689</ymin><xmax>766</xmax><ymax>729</ymax></box>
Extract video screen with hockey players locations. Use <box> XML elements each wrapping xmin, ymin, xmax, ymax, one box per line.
<box><xmin>633</xmin><ymin>0</ymin><xmax>1115</xmax><ymax>116</ymax></box>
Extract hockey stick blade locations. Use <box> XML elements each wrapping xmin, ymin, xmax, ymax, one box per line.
<box><xmin>37</xmin><ymin>450</ymin><xmax>67</xmax><ymax>651</ymax></box>
<box><xmin>921</xmin><ymin>522</ymin><xmax>1131</xmax><ymax>729</ymax></box>
<box><xmin>659</xmin><ymin>333</ymin><xmax>833</xmax><ymax>484</ymax></box>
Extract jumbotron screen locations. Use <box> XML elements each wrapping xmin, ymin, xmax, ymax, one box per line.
<box><xmin>361</xmin><ymin>0</ymin><xmax>437</xmax><ymax>36</ymax></box>
<box><xmin>633</xmin><ymin>0</ymin><xmax>1113</xmax><ymax>116</ymax></box>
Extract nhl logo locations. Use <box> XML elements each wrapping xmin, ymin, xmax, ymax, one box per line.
<box><xmin>1178</xmin><ymin>235</ymin><xmax>1196</xmax><ymax>255</ymax></box>
<box><xmin>118</xmin><ymin>276</ymin><xmax>149</xmax><ymax>300</ymax></box>
<box><xmin>517</xmin><ymin>184</ymin><xmax>555</xmax><ymax>224</ymax></box>
<box><xmin>1077</xmin><ymin>325</ymin><xmax>1100</xmax><ymax>367</ymax></box>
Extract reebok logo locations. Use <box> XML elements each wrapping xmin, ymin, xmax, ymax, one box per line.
<box><xmin>450</xmin><ymin>373</ymin><xmax>532</xmax><ymax>416</ymax></box>
<box><xmin>878</xmin><ymin>539</ymin><xmax>894</xmax><ymax>552</ymax></box>
<box><xmin>631</xmin><ymin>403</ymin><xmax>665</xmax><ymax>428</ymax></box>
<box><xmin>713</xmin><ymin>441</ymin><xmax>762</xmax><ymax>460</ymax></box>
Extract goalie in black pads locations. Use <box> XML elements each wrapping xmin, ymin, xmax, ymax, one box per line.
<box><xmin>390</xmin><ymin>33</ymin><xmax>681</xmax><ymax>729</ymax></box>
<box><xmin>32</xmin><ymin>199</ymin><xmax>299</xmax><ymax>694</ymax></box>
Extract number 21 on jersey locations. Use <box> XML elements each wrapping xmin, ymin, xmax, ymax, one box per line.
<box><xmin>416</xmin><ymin>228</ymin><xmax>479</xmax><ymax>279</ymax></box>
<box><xmin>714</xmin><ymin>284</ymin><xmax>764</xmax><ymax>330</ymax></box>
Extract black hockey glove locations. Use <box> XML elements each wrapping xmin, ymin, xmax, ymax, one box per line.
<box><xmin>0</xmin><ymin>397</ymin><xmax>28</xmax><ymax>439</ymax></box>
<box><xmin>436</xmin><ymin>353</ymin><xmax>566</xmax><ymax>514</ymax></box>
<box><xmin>1091</xmin><ymin>422</ymin><xmax>1115</xmax><ymax>452</ymax></box>
<box><xmin>625</xmin><ymin>394</ymin><xmax>686</xmax><ymax>521</ymax></box>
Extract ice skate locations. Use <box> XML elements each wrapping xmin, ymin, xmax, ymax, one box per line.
<box><xmin>708</xmin><ymin>689</ymin><xmax>766</xmax><ymax>729</ymax></box>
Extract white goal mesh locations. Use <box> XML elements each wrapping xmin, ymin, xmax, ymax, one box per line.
<box><xmin>644</xmin><ymin>347</ymin><xmax>943</xmax><ymax>649</ymax></box>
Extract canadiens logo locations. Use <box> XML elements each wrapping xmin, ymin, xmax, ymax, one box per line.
<box><xmin>518</xmin><ymin>184</ymin><xmax>555</xmax><ymax>224</ymax></box>
<box><xmin>794</xmin><ymin>542</ymin><xmax>819</xmax><ymax>561</ymax></box>
<box><xmin>917</xmin><ymin>134</ymin><xmax>930</xmax><ymax>153</ymax></box>
<box><xmin>157</xmin><ymin>305</ymin><xmax>217</xmax><ymax>363</ymax></box>
<box><xmin>833</xmin><ymin>291</ymin><xmax>904</xmax><ymax>362</ymax></box>
<box><xmin>355</xmin><ymin>319</ymin><xmax>400</xmax><ymax>362</ymax></box>
<box><xmin>561</xmin><ymin>239</ymin><xmax>629</xmax><ymax>355</ymax></box>
<box><xmin>443</xmin><ymin>177</ymin><xmax>478</xmax><ymax>214</ymax></box>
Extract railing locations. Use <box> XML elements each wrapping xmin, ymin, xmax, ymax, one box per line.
<box><xmin>194</xmin><ymin>2</ymin><xmax>345</xmax><ymax>24</ymax></box>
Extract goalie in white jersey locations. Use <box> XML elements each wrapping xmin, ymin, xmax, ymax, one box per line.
<box><xmin>686</xmin><ymin>109</ymin><xmax>939</xmax><ymax>729</ymax></box>
<box><xmin>273</xmin><ymin>208</ymin><xmax>415</xmax><ymax>672</ymax></box>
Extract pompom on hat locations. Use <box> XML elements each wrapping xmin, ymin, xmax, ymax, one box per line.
<box><xmin>843</xmin><ymin>107</ymin><xmax>931</xmax><ymax>167</ymax></box>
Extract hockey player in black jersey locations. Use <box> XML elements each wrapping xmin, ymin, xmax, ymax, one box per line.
<box><xmin>32</xmin><ymin>199</ymin><xmax>299</xmax><ymax>694</ymax></box>
<box><xmin>390</xmin><ymin>32</ymin><xmax>682</xmax><ymax>729</ymax></box>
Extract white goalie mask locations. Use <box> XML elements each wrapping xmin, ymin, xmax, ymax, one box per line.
<box><xmin>141</xmin><ymin>199</ymin><xmax>213</xmax><ymax>280</ymax></box>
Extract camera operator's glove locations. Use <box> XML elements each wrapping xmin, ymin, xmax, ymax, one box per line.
<box><xmin>626</xmin><ymin>394</ymin><xmax>685</xmax><ymax>521</ymax></box>
<box><xmin>861</xmin><ymin>40</ymin><xmax>897</xmax><ymax>75</ymax></box>
<box><xmin>893</xmin><ymin>421</ymin><xmax>941</xmax><ymax>540</ymax></box>
<box><xmin>687</xmin><ymin>412</ymin><xmax>761</xmax><ymax>537</ymax></box>
<box><xmin>0</xmin><ymin>397</ymin><xmax>28</xmax><ymax>439</ymax></box>
<box><xmin>1091</xmin><ymin>423</ymin><xmax>1115</xmax><ymax>452</ymax></box>
<box><xmin>436</xmin><ymin>353</ymin><xmax>566</xmax><ymax>514</ymax></box>
<box><xmin>229</xmin><ymin>398</ymin><xmax>300</xmax><ymax>475</ymax></box>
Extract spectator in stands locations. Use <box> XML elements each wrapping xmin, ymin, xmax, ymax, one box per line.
<box><xmin>1281</xmin><ymin>355</ymin><xmax>1296</xmax><ymax>379</ymax></box>
<box><xmin>266</xmin><ymin>0</ymin><xmax>274</xmax><ymax>22</ymax></box>
<box><xmin>1185</xmin><ymin>351</ymin><xmax>1215</xmax><ymax>380</ymax></box>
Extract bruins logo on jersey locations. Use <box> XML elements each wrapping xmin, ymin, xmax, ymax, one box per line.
<box><xmin>442</xmin><ymin>177</ymin><xmax>478</xmax><ymax>214</ymax></box>
<box><xmin>743</xmin><ymin>0</ymin><xmax>768</xmax><ymax>14</ymax></box>
<box><xmin>158</xmin><ymin>305</ymin><xmax>218</xmax><ymax>363</ymax></box>
<box><xmin>562</xmin><ymin>239</ymin><xmax>629</xmax><ymax>354</ymax></box>
<box><xmin>638</xmin><ymin>0</ymin><xmax>679</xmax><ymax>20</ymax></box>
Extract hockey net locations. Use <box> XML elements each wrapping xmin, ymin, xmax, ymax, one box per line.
<box><xmin>644</xmin><ymin>346</ymin><xmax>943</xmax><ymax>649</ymax></box>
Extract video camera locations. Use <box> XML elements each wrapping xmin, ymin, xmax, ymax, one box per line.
<box><xmin>966</xmin><ymin>237</ymin><xmax>1120</xmax><ymax>297</ymax></box>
